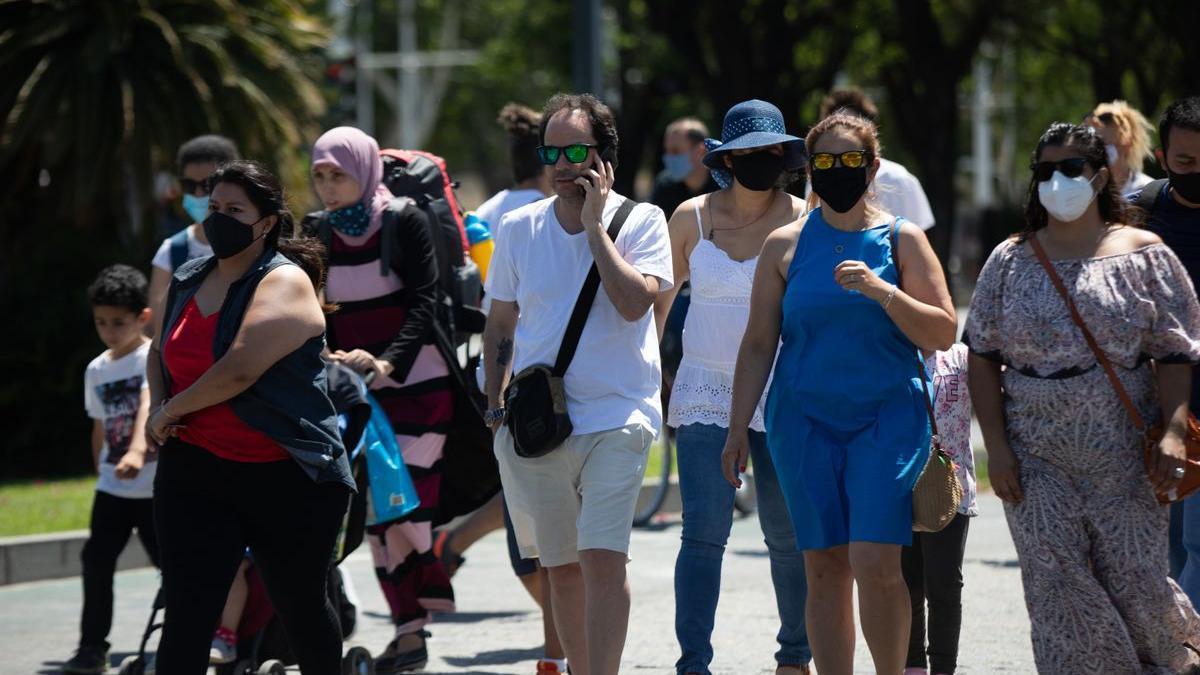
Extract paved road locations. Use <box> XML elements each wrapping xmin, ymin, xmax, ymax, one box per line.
<box><xmin>0</xmin><ymin>492</ymin><xmax>1032</xmax><ymax>674</ymax></box>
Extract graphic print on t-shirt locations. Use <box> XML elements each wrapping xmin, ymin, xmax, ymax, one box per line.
<box><xmin>95</xmin><ymin>375</ymin><xmax>150</xmax><ymax>464</ymax></box>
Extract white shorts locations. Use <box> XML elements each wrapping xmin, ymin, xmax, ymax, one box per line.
<box><xmin>494</xmin><ymin>424</ymin><xmax>652</xmax><ymax>567</ymax></box>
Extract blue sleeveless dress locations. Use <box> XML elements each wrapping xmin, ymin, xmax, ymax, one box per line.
<box><xmin>765</xmin><ymin>207</ymin><xmax>931</xmax><ymax>550</ymax></box>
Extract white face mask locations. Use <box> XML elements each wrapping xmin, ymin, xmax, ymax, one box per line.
<box><xmin>1038</xmin><ymin>170</ymin><xmax>1098</xmax><ymax>222</ymax></box>
<box><xmin>1105</xmin><ymin>143</ymin><xmax>1120</xmax><ymax>166</ymax></box>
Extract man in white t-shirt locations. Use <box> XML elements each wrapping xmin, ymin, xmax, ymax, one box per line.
<box><xmin>483</xmin><ymin>93</ymin><xmax>672</xmax><ymax>675</ymax></box>
<box><xmin>813</xmin><ymin>88</ymin><xmax>936</xmax><ymax>232</ymax></box>
<box><xmin>147</xmin><ymin>135</ymin><xmax>239</xmax><ymax>336</ymax></box>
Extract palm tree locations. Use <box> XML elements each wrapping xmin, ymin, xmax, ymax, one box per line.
<box><xmin>0</xmin><ymin>0</ymin><xmax>329</xmax><ymax>232</ymax></box>
<box><xmin>0</xmin><ymin>0</ymin><xmax>330</xmax><ymax>478</ymax></box>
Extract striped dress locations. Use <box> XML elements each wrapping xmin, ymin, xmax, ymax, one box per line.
<box><xmin>323</xmin><ymin>204</ymin><xmax>456</xmax><ymax>634</ymax></box>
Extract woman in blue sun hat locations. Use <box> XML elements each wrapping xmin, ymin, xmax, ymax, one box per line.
<box><xmin>653</xmin><ymin>99</ymin><xmax>812</xmax><ymax>675</ymax></box>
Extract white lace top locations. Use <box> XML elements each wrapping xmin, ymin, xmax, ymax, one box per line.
<box><xmin>668</xmin><ymin>201</ymin><xmax>769</xmax><ymax>431</ymax></box>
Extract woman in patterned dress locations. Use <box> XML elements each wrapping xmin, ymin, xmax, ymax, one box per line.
<box><xmin>966</xmin><ymin>122</ymin><xmax>1200</xmax><ymax>673</ymax></box>
<box><xmin>306</xmin><ymin>126</ymin><xmax>455</xmax><ymax>673</ymax></box>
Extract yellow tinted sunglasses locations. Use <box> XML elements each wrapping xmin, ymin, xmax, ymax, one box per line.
<box><xmin>809</xmin><ymin>150</ymin><xmax>873</xmax><ymax>171</ymax></box>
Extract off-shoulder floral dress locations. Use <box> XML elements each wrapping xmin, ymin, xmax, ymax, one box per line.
<box><xmin>965</xmin><ymin>238</ymin><xmax>1200</xmax><ymax>674</ymax></box>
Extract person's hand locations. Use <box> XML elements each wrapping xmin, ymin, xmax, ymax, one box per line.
<box><xmin>988</xmin><ymin>443</ymin><xmax>1023</xmax><ymax>504</ymax></box>
<box><xmin>721</xmin><ymin>428</ymin><xmax>752</xmax><ymax>489</ymax></box>
<box><xmin>114</xmin><ymin>449</ymin><xmax>145</xmax><ymax>480</ymax></box>
<box><xmin>833</xmin><ymin>260</ymin><xmax>890</xmax><ymax>301</ymax></box>
<box><xmin>146</xmin><ymin>404</ymin><xmax>183</xmax><ymax>446</ymax></box>
<box><xmin>1152</xmin><ymin>429</ymin><xmax>1188</xmax><ymax>495</ymax></box>
<box><xmin>331</xmin><ymin>349</ymin><xmax>393</xmax><ymax>380</ymax></box>
<box><xmin>577</xmin><ymin>156</ymin><xmax>614</xmax><ymax>232</ymax></box>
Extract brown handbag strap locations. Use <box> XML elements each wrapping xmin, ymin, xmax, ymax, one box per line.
<box><xmin>1027</xmin><ymin>235</ymin><xmax>1146</xmax><ymax>431</ymax></box>
<box><xmin>889</xmin><ymin>221</ymin><xmax>942</xmax><ymax>445</ymax></box>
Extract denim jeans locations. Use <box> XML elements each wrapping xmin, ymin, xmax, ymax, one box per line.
<box><xmin>673</xmin><ymin>423</ymin><xmax>810</xmax><ymax>674</ymax></box>
<box><xmin>1174</xmin><ymin>494</ymin><xmax>1200</xmax><ymax>609</ymax></box>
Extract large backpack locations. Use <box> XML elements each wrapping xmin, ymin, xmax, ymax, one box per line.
<box><xmin>380</xmin><ymin>149</ymin><xmax>484</xmax><ymax>343</ymax></box>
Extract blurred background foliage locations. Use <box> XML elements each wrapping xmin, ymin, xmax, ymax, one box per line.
<box><xmin>1</xmin><ymin>0</ymin><xmax>1196</xmax><ymax>476</ymax></box>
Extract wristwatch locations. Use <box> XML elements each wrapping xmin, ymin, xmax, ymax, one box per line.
<box><xmin>483</xmin><ymin>407</ymin><xmax>507</xmax><ymax>426</ymax></box>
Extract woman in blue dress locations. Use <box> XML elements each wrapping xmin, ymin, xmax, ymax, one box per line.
<box><xmin>723</xmin><ymin>111</ymin><xmax>956</xmax><ymax>675</ymax></box>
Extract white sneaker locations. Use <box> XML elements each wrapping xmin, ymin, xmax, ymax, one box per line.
<box><xmin>209</xmin><ymin>631</ymin><xmax>237</xmax><ymax>664</ymax></box>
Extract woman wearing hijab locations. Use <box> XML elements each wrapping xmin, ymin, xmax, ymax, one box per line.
<box><xmin>305</xmin><ymin>127</ymin><xmax>455</xmax><ymax>673</ymax></box>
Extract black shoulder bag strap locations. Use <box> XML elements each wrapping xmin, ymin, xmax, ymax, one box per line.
<box><xmin>552</xmin><ymin>198</ymin><xmax>639</xmax><ymax>378</ymax></box>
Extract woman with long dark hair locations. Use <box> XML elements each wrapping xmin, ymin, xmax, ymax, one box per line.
<box><xmin>146</xmin><ymin>160</ymin><xmax>354</xmax><ymax>674</ymax></box>
<box><xmin>966</xmin><ymin>122</ymin><xmax>1200</xmax><ymax>671</ymax></box>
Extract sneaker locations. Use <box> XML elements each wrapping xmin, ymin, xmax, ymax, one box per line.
<box><xmin>209</xmin><ymin>627</ymin><xmax>238</xmax><ymax>665</ymax></box>
<box><xmin>903</xmin><ymin>669</ymin><xmax>929</xmax><ymax>675</ymax></box>
<box><xmin>537</xmin><ymin>659</ymin><xmax>567</xmax><ymax>674</ymax></box>
<box><xmin>540</xmin><ymin>658</ymin><xmax>571</xmax><ymax>672</ymax></box>
<box><xmin>63</xmin><ymin>645</ymin><xmax>108</xmax><ymax>674</ymax></box>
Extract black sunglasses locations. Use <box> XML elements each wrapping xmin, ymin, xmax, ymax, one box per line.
<box><xmin>1030</xmin><ymin>157</ymin><xmax>1091</xmax><ymax>182</ymax></box>
<box><xmin>536</xmin><ymin>143</ymin><xmax>598</xmax><ymax>165</ymax></box>
<box><xmin>179</xmin><ymin>177</ymin><xmax>209</xmax><ymax>196</ymax></box>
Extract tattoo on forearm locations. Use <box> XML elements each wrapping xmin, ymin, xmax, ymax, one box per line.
<box><xmin>497</xmin><ymin>337</ymin><xmax>513</xmax><ymax>367</ymax></box>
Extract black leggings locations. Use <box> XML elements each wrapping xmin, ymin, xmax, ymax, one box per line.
<box><xmin>902</xmin><ymin>512</ymin><xmax>971</xmax><ymax>674</ymax></box>
<box><xmin>80</xmin><ymin>491</ymin><xmax>159</xmax><ymax>649</ymax></box>
<box><xmin>153</xmin><ymin>439</ymin><xmax>349</xmax><ymax>675</ymax></box>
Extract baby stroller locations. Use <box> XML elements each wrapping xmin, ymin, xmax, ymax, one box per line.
<box><xmin>117</xmin><ymin>362</ymin><xmax>383</xmax><ymax>675</ymax></box>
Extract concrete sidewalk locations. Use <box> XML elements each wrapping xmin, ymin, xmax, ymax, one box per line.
<box><xmin>0</xmin><ymin>492</ymin><xmax>1033</xmax><ymax>674</ymax></box>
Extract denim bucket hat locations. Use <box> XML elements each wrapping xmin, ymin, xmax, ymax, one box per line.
<box><xmin>703</xmin><ymin>99</ymin><xmax>805</xmax><ymax>189</ymax></box>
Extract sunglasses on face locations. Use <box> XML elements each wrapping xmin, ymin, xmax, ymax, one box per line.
<box><xmin>810</xmin><ymin>150</ymin><xmax>873</xmax><ymax>171</ymax></box>
<box><xmin>1030</xmin><ymin>157</ymin><xmax>1091</xmax><ymax>182</ymax></box>
<box><xmin>536</xmin><ymin>144</ymin><xmax>598</xmax><ymax>165</ymax></box>
<box><xmin>179</xmin><ymin>177</ymin><xmax>209</xmax><ymax>196</ymax></box>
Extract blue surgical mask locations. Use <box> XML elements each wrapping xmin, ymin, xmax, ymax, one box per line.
<box><xmin>182</xmin><ymin>193</ymin><xmax>210</xmax><ymax>224</ymax></box>
<box><xmin>662</xmin><ymin>153</ymin><xmax>694</xmax><ymax>181</ymax></box>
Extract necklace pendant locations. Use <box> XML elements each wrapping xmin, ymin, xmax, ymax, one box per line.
<box><xmin>834</xmin><ymin>244</ymin><xmax>844</xmax><ymax>254</ymax></box>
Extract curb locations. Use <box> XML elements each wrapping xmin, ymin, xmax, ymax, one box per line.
<box><xmin>0</xmin><ymin>478</ymin><xmax>699</xmax><ymax>586</ymax></box>
<box><xmin>0</xmin><ymin>529</ymin><xmax>154</xmax><ymax>587</ymax></box>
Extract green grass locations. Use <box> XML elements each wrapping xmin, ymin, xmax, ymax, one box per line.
<box><xmin>974</xmin><ymin>449</ymin><xmax>991</xmax><ymax>492</ymax></box>
<box><xmin>644</xmin><ymin>440</ymin><xmax>677</xmax><ymax>480</ymax></box>
<box><xmin>0</xmin><ymin>476</ymin><xmax>97</xmax><ymax>537</ymax></box>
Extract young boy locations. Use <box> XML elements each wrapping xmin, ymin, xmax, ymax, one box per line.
<box><xmin>63</xmin><ymin>265</ymin><xmax>159</xmax><ymax>674</ymax></box>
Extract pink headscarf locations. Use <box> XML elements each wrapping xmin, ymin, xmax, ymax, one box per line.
<box><xmin>312</xmin><ymin>126</ymin><xmax>393</xmax><ymax>241</ymax></box>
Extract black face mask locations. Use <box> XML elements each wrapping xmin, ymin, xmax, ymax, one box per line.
<box><xmin>729</xmin><ymin>151</ymin><xmax>786</xmax><ymax>192</ymax></box>
<box><xmin>1170</xmin><ymin>168</ymin><xmax>1200</xmax><ymax>205</ymax></box>
<box><xmin>810</xmin><ymin>166</ymin><xmax>870</xmax><ymax>213</ymax></box>
<box><xmin>202</xmin><ymin>211</ymin><xmax>268</xmax><ymax>259</ymax></box>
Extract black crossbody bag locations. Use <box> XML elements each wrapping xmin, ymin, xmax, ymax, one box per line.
<box><xmin>504</xmin><ymin>198</ymin><xmax>638</xmax><ymax>458</ymax></box>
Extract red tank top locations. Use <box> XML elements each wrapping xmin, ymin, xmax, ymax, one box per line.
<box><xmin>163</xmin><ymin>298</ymin><xmax>288</xmax><ymax>463</ymax></box>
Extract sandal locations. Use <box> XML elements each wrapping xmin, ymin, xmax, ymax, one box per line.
<box><xmin>374</xmin><ymin>630</ymin><xmax>431</xmax><ymax>674</ymax></box>
<box><xmin>433</xmin><ymin>530</ymin><xmax>466</xmax><ymax>577</ymax></box>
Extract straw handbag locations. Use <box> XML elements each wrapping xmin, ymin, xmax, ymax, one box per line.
<box><xmin>889</xmin><ymin>221</ymin><xmax>962</xmax><ymax>532</ymax></box>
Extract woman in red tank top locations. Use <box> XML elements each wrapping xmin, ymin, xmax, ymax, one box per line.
<box><xmin>144</xmin><ymin>161</ymin><xmax>350</xmax><ymax>675</ymax></box>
